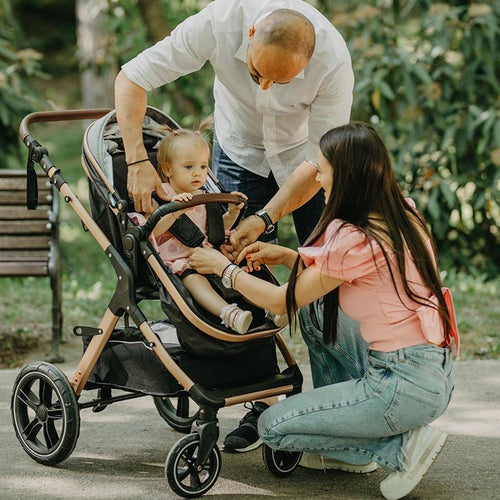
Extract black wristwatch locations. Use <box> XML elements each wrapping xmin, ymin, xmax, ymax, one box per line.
<box><xmin>255</xmin><ymin>209</ymin><xmax>275</xmax><ymax>235</ymax></box>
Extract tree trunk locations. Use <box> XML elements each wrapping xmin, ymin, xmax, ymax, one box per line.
<box><xmin>76</xmin><ymin>0</ymin><xmax>116</xmax><ymax>108</ymax></box>
<box><xmin>137</xmin><ymin>0</ymin><xmax>169</xmax><ymax>41</ymax></box>
<box><xmin>136</xmin><ymin>0</ymin><xmax>199</xmax><ymax>119</ymax></box>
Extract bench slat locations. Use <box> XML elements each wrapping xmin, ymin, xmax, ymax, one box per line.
<box><xmin>0</xmin><ymin>220</ymin><xmax>52</xmax><ymax>234</ymax></box>
<box><xmin>0</xmin><ymin>191</ymin><xmax>52</xmax><ymax>205</ymax></box>
<box><xmin>0</xmin><ymin>179</ymin><xmax>51</xmax><ymax>191</ymax></box>
<box><xmin>0</xmin><ymin>206</ymin><xmax>51</xmax><ymax>220</ymax></box>
<box><xmin>0</xmin><ymin>170</ymin><xmax>51</xmax><ymax>191</ymax></box>
<box><xmin>0</xmin><ymin>235</ymin><xmax>51</xmax><ymax>250</ymax></box>
<box><xmin>0</xmin><ymin>250</ymin><xmax>50</xmax><ymax>260</ymax></box>
<box><xmin>0</xmin><ymin>261</ymin><xmax>49</xmax><ymax>276</ymax></box>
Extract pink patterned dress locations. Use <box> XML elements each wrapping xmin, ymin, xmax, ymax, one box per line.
<box><xmin>130</xmin><ymin>183</ymin><xmax>209</xmax><ymax>275</ymax></box>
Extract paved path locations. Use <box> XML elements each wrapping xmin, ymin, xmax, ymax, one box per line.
<box><xmin>1</xmin><ymin>358</ymin><xmax>499</xmax><ymax>499</ymax></box>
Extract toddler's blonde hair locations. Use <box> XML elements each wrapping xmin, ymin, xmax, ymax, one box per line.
<box><xmin>157</xmin><ymin>116</ymin><xmax>213</xmax><ymax>182</ymax></box>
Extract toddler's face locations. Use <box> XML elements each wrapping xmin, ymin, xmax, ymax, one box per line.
<box><xmin>165</xmin><ymin>142</ymin><xmax>210</xmax><ymax>193</ymax></box>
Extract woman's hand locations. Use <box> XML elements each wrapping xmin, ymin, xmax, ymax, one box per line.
<box><xmin>189</xmin><ymin>247</ymin><xmax>232</xmax><ymax>276</ymax></box>
<box><xmin>236</xmin><ymin>242</ymin><xmax>298</xmax><ymax>271</ymax></box>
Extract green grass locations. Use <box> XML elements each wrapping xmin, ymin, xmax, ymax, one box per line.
<box><xmin>0</xmin><ymin>122</ymin><xmax>498</xmax><ymax>367</ymax></box>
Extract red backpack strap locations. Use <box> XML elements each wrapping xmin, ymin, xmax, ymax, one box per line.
<box><xmin>442</xmin><ymin>287</ymin><xmax>460</xmax><ymax>356</ymax></box>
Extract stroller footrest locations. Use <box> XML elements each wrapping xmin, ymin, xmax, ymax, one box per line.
<box><xmin>203</xmin><ymin>365</ymin><xmax>303</xmax><ymax>401</ymax></box>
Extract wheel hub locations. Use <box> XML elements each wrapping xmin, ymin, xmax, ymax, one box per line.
<box><xmin>36</xmin><ymin>404</ymin><xmax>48</xmax><ymax>422</ymax></box>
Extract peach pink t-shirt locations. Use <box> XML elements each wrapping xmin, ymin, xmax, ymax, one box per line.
<box><xmin>298</xmin><ymin>203</ymin><xmax>446</xmax><ymax>352</ymax></box>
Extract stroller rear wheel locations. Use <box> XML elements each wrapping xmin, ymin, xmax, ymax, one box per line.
<box><xmin>153</xmin><ymin>394</ymin><xmax>199</xmax><ymax>433</ymax></box>
<box><xmin>11</xmin><ymin>362</ymin><xmax>80</xmax><ymax>465</ymax></box>
<box><xmin>262</xmin><ymin>444</ymin><xmax>302</xmax><ymax>477</ymax></box>
<box><xmin>165</xmin><ymin>433</ymin><xmax>221</xmax><ymax>498</ymax></box>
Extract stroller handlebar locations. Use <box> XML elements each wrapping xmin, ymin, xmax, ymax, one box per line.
<box><xmin>141</xmin><ymin>193</ymin><xmax>247</xmax><ymax>237</ymax></box>
<box><xmin>19</xmin><ymin>109</ymin><xmax>111</xmax><ymax>143</ymax></box>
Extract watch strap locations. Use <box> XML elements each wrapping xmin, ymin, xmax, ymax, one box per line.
<box><xmin>255</xmin><ymin>210</ymin><xmax>275</xmax><ymax>234</ymax></box>
<box><xmin>222</xmin><ymin>264</ymin><xmax>239</xmax><ymax>288</ymax></box>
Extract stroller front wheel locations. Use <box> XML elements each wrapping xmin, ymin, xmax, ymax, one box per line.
<box><xmin>165</xmin><ymin>433</ymin><xmax>221</xmax><ymax>498</ymax></box>
<box><xmin>11</xmin><ymin>361</ymin><xmax>80</xmax><ymax>465</ymax></box>
<box><xmin>262</xmin><ymin>444</ymin><xmax>302</xmax><ymax>477</ymax></box>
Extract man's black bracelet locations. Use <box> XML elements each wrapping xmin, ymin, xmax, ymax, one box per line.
<box><xmin>255</xmin><ymin>209</ymin><xmax>275</xmax><ymax>235</ymax></box>
<box><xmin>127</xmin><ymin>158</ymin><xmax>149</xmax><ymax>167</ymax></box>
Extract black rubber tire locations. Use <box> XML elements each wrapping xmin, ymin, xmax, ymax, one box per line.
<box><xmin>165</xmin><ymin>433</ymin><xmax>221</xmax><ymax>498</ymax></box>
<box><xmin>153</xmin><ymin>394</ymin><xmax>199</xmax><ymax>434</ymax></box>
<box><xmin>262</xmin><ymin>444</ymin><xmax>302</xmax><ymax>478</ymax></box>
<box><xmin>11</xmin><ymin>361</ymin><xmax>80</xmax><ymax>465</ymax></box>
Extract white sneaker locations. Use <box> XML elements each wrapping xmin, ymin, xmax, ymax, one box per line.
<box><xmin>380</xmin><ymin>426</ymin><xmax>448</xmax><ymax>500</ymax></box>
<box><xmin>232</xmin><ymin>309</ymin><xmax>253</xmax><ymax>334</ymax></box>
<box><xmin>220</xmin><ymin>303</ymin><xmax>253</xmax><ymax>334</ymax></box>
<box><xmin>300</xmin><ymin>452</ymin><xmax>378</xmax><ymax>473</ymax></box>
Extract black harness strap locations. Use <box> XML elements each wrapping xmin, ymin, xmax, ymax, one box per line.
<box><xmin>169</xmin><ymin>214</ymin><xmax>205</xmax><ymax>248</ymax></box>
<box><xmin>168</xmin><ymin>202</ymin><xmax>226</xmax><ymax>249</ymax></box>
<box><xmin>206</xmin><ymin>202</ymin><xmax>226</xmax><ymax>248</ymax></box>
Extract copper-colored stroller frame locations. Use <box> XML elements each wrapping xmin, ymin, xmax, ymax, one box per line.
<box><xmin>11</xmin><ymin>109</ymin><xmax>303</xmax><ymax>498</ymax></box>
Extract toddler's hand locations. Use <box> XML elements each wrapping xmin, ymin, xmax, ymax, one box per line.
<box><xmin>171</xmin><ymin>192</ymin><xmax>193</xmax><ymax>203</ymax></box>
<box><xmin>228</xmin><ymin>191</ymin><xmax>247</xmax><ymax>214</ymax></box>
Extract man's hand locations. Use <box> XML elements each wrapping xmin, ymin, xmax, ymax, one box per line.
<box><xmin>128</xmin><ymin>161</ymin><xmax>168</xmax><ymax>213</ymax></box>
<box><xmin>225</xmin><ymin>215</ymin><xmax>266</xmax><ymax>259</ymax></box>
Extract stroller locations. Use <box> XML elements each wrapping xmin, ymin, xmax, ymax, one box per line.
<box><xmin>11</xmin><ymin>107</ymin><xmax>303</xmax><ymax>498</ymax></box>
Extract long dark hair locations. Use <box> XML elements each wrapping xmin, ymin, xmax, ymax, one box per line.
<box><xmin>286</xmin><ymin>122</ymin><xmax>452</xmax><ymax>345</ymax></box>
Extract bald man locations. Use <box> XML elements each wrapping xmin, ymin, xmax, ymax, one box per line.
<box><xmin>115</xmin><ymin>0</ymin><xmax>354</xmax><ymax>454</ymax></box>
<box><xmin>115</xmin><ymin>0</ymin><xmax>353</xmax><ymax>246</ymax></box>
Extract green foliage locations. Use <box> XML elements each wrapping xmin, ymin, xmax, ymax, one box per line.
<box><xmin>332</xmin><ymin>1</ymin><xmax>500</xmax><ymax>277</ymax></box>
<box><xmin>107</xmin><ymin>0</ymin><xmax>214</xmax><ymax>125</ymax></box>
<box><xmin>105</xmin><ymin>0</ymin><xmax>499</xmax><ymax>277</ymax></box>
<box><xmin>0</xmin><ymin>0</ymin><xmax>47</xmax><ymax>164</ymax></box>
<box><xmin>2</xmin><ymin>0</ymin><xmax>499</xmax><ymax>278</ymax></box>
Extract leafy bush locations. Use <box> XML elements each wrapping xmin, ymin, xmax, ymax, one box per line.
<box><xmin>331</xmin><ymin>1</ymin><xmax>500</xmax><ymax>277</ymax></box>
<box><xmin>0</xmin><ymin>0</ymin><xmax>46</xmax><ymax>165</ymax></box>
<box><xmin>3</xmin><ymin>0</ymin><xmax>499</xmax><ymax>277</ymax></box>
<box><xmin>107</xmin><ymin>0</ymin><xmax>499</xmax><ymax>277</ymax></box>
<box><xmin>107</xmin><ymin>0</ymin><xmax>214</xmax><ymax>125</ymax></box>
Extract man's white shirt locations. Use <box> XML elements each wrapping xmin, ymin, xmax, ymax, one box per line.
<box><xmin>122</xmin><ymin>0</ymin><xmax>354</xmax><ymax>186</ymax></box>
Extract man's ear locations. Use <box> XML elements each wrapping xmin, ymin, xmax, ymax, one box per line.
<box><xmin>248</xmin><ymin>25</ymin><xmax>255</xmax><ymax>39</ymax></box>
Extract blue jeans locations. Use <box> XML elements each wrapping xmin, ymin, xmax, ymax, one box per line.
<box><xmin>258</xmin><ymin>305</ymin><xmax>454</xmax><ymax>471</ymax></box>
<box><xmin>212</xmin><ymin>137</ymin><xmax>324</xmax><ymax>244</ymax></box>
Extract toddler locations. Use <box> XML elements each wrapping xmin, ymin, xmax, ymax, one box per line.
<box><xmin>131</xmin><ymin>119</ymin><xmax>253</xmax><ymax>334</ymax></box>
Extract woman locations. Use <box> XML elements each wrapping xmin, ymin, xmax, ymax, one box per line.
<box><xmin>189</xmin><ymin>122</ymin><xmax>457</xmax><ymax>500</ymax></box>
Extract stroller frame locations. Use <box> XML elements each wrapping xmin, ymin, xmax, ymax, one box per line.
<box><xmin>11</xmin><ymin>109</ymin><xmax>303</xmax><ymax>498</ymax></box>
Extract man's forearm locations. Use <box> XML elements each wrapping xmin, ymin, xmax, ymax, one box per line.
<box><xmin>114</xmin><ymin>70</ymin><xmax>149</xmax><ymax>163</ymax></box>
<box><xmin>264</xmin><ymin>161</ymin><xmax>321</xmax><ymax>222</ymax></box>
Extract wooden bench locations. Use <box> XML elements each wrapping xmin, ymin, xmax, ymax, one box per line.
<box><xmin>0</xmin><ymin>169</ymin><xmax>63</xmax><ymax>362</ymax></box>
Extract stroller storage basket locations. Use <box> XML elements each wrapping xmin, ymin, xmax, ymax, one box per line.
<box><xmin>84</xmin><ymin>324</ymin><xmax>279</xmax><ymax>395</ymax></box>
